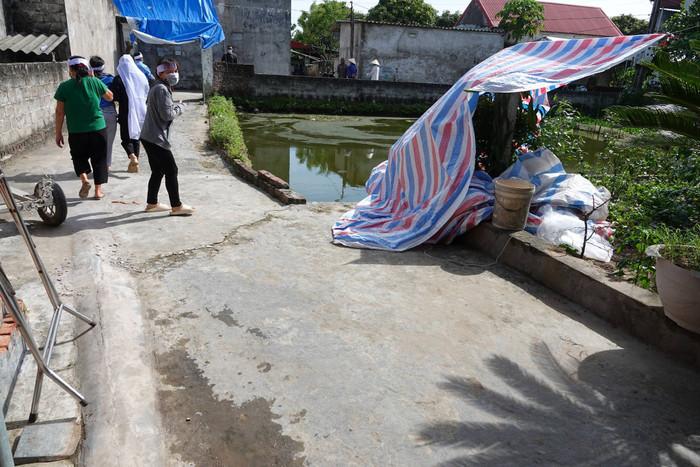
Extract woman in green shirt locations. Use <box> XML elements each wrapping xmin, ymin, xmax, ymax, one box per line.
<box><xmin>54</xmin><ymin>56</ymin><xmax>114</xmax><ymax>199</ymax></box>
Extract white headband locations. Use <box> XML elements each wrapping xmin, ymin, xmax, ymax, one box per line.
<box><xmin>134</xmin><ymin>53</ymin><xmax>143</xmax><ymax>60</ymax></box>
<box><xmin>67</xmin><ymin>57</ymin><xmax>90</xmax><ymax>69</ymax></box>
<box><xmin>92</xmin><ymin>65</ymin><xmax>105</xmax><ymax>72</ymax></box>
<box><xmin>156</xmin><ymin>63</ymin><xmax>178</xmax><ymax>74</ymax></box>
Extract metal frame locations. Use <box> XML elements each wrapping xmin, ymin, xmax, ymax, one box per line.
<box><xmin>0</xmin><ymin>177</ymin><xmax>55</xmax><ymax>215</ymax></box>
<box><xmin>0</xmin><ymin>169</ymin><xmax>95</xmax><ymax>422</ymax></box>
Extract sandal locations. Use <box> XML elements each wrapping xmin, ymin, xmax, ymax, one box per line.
<box><xmin>145</xmin><ymin>203</ymin><xmax>171</xmax><ymax>212</ymax></box>
<box><xmin>170</xmin><ymin>204</ymin><xmax>196</xmax><ymax>216</ymax></box>
<box><xmin>79</xmin><ymin>182</ymin><xmax>92</xmax><ymax>199</ymax></box>
<box><xmin>128</xmin><ymin>160</ymin><xmax>139</xmax><ymax>173</ymax></box>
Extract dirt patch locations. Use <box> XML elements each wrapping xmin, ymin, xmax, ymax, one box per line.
<box><xmin>156</xmin><ymin>348</ymin><xmax>305</xmax><ymax>466</ymax></box>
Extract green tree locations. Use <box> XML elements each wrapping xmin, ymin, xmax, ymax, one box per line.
<box><xmin>663</xmin><ymin>0</ymin><xmax>700</xmax><ymax>62</ymax></box>
<box><xmin>607</xmin><ymin>40</ymin><xmax>700</xmax><ymax>147</ymax></box>
<box><xmin>435</xmin><ymin>10</ymin><xmax>461</xmax><ymax>28</ymax></box>
<box><xmin>294</xmin><ymin>1</ymin><xmax>352</xmax><ymax>47</ymax></box>
<box><xmin>611</xmin><ymin>14</ymin><xmax>648</xmax><ymax>35</ymax></box>
<box><xmin>495</xmin><ymin>0</ymin><xmax>545</xmax><ymax>45</ymax></box>
<box><xmin>366</xmin><ymin>0</ymin><xmax>437</xmax><ymax>25</ymax></box>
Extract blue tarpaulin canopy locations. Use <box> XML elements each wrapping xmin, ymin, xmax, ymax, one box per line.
<box><xmin>111</xmin><ymin>0</ymin><xmax>225</xmax><ymax>49</ymax></box>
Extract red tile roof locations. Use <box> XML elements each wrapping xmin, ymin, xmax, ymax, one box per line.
<box><xmin>466</xmin><ymin>0</ymin><xmax>622</xmax><ymax>37</ymax></box>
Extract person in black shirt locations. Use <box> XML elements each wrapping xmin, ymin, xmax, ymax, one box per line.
<box><xmin>221</xmin><ymin>46</ymin><xmax>238</xmax><ymax>63</ymax></box>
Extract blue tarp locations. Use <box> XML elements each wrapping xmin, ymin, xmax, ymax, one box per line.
<box><xmin>111</xmin><ymin>0</ymin><xmax>225</xmax><ymax>49</ymax></box>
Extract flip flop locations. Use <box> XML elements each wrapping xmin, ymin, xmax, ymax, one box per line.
<box><xmin>79</xmin><ymin>183</ymin><xmax>91</xmax><ymax>199</ymax></box>
<box><xmin>128</xmin><ymin>160</ymin><xmax>139</xmax><ymax>173</ymax></box>
<box><xmin>170</xmin><ymin>204</ymin><xmax>196</xmax><ymax>216</ymax></box>
<box><xmin>145</xmin><ymin>203</ymin><xmax>171</xmax><ymax>213</ymax></box>
<box><xmin>93</xmin><ymin>193</ymin><xmax>105</xmax><ymax>200</ymax></box>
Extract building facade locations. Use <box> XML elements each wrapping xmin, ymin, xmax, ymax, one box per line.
<box><xmin>334</xmin><ymin>20</ymin><xmax>503</xmax><ymax>85</ymax></box>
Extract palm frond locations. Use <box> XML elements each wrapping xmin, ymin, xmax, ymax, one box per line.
<box><xmin>608</xmin><ymin>105</ymin><xmax>700</xmax><ymax>140</ymax></box>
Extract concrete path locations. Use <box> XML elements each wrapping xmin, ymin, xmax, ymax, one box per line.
<box><xmin>2</xmin><ymin>92</ymin><xmax>699</xmax><ymax>466</ymax></box>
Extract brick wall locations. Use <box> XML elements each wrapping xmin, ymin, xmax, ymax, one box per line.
<box><xmin>213</xmin><ymin>62</ymin><xmax>451</xmax><ymax>104</ymax></box>
<box><xmin>0</xmin><ymin>62</ymin><xmax>65</xmax><ymax>160</ymax></box>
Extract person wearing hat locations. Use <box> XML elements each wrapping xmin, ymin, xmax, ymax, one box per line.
<box><xmin>347</xmin><ymin>58</ymin><xmax>357</xmax><ymax>79</ymax></box>
<box><xmin>369</xmin><ymin>59</ymin><xmax>380</xmax><ymax>80</ymax></box>
<box><xmin>134</xmin><ymin>52</ymin><xmax>155</xmax><ymax>82</ymax></box>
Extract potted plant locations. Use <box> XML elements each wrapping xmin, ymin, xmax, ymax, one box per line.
<box><xmin>646</xmin><ymin>226</ymin><xmax>700</xmax><ymax>333</ymax></box>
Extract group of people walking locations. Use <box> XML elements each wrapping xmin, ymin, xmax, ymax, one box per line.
<box><xmin>53</xmin><ymin>52</ymin><xmax>195</xmax><ymax>215</ymax></box>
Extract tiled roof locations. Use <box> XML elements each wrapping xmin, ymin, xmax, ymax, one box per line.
<box><xmin>0</xmin><ymin>33</ymin><xmax>67</xmax><ymax>56</ymax></box>
<box><xmin>465</xmin><ymin>0</ymin><xmax>622</xmax><ymax>37</ymax></box>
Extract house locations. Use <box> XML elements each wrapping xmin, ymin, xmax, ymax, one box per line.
<box><xmin>332</xmin><ymin>20</ymin><xmax>503</xmax><ymax>85</ymax></box>
<box><xmin>0</xmin><ymin>0</ymin><xmax>119</xmax><ymax>69</ymax></box>
<box><xmin>456</xmin><ymin>0</ymin><xmax>622</xmax><ymax>39</ymax></box>
<box><xmin>134</xmin><ymin>0</ymin><xmax>291</xmax><ymax>89</ymax></box>
<box><xmin>0</xmin><ymin>0</ymin><xmax>120</xmax><ymax>158</ymax></box>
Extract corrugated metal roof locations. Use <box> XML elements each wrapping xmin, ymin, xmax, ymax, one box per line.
<box><xmin>466</xmin><ymin>0</ymin><xmax>622</xmax><ymax>37</ymax></box>
<box><xmin>0</xmin><ymin>33</ymin><xmax>67</xmax><ymax>56</ymax></box>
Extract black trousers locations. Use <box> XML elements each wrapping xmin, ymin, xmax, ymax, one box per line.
<box><xmin>68</xmin><ymin>128</ymin><xmax>109</xmax><ymax>185</ymax></box>
<box><xmin>119</xmin><ymin>120</ymin><xmax>141</xmax><ymax>158</ymax></box>
<box><xmin>141</xmin><ymin>139</ymin><xmax>181</xmax><ymax>208</ymax></box>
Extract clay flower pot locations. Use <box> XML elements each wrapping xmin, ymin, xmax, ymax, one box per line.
<box><xmin>647</xmin><ymin>244</ymin><xmax>700</xmax><ymax>334</ymax></box>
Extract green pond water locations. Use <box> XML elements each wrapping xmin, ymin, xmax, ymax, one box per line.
<box><xmin>239</xmin><ymin>114</ymin><xmax>609</xmax><ymax>202</ymax></box>
<box><xmin>239</xmin><ymin>114</ymin><xmax>415</xmax><ymax>202</ymax></box>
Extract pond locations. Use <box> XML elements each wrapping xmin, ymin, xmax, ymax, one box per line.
<box><xmin>238</xmin><ymin>114</ymin><xmax>613</xmax><ymax>202</ymax></box>
<box><xmin>239</xmin><ymin>114</ymin><xmax>415</xmax><ymax>202</ymax></box>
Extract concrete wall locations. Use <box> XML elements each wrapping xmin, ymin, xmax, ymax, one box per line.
<box><xmin>10</xmin><ymin>0</ymin><xmax>67</xmax><ymax>36</ymax></box>
<box><xmin>134</xmin><ymin>0</ymin><xmax>291</xmax><ymax>91</ymax></box>
<box><xmin>64</xmin><ymin>0</ymin><xmax>119</xmax><ymax>73</ymax></box>
<box><xmin>216</xmin><ymin>0</ymin><xmax>291</xmax><ymax>76</ymax></box>
<box><xmin>0</xmin><ymin>62</ymin><xmax>64</xmax><ymax>159</ymax></box>
<box><xmin>213</xmin><ymin>62</ymin><xmax>451</xmax><ymax>104</ymax></box>
<box><xmin>4</xmin><ymin>0</ymin><xmax>117</xmax><ymax>69</ymax></box>
<box><xmin>337</xmin><ymin>21</ymin><xmax>503</xmax><ymax>85</ymax></box>
<box><xmin>551</xmin><ymin>89</ymin><xmax>620</xmax><ymax>116</ymax></box>
<box><xmin>0</xmin><ymin>0</ymin><xmax>7</xmax><ymax>40</ymax></box>
<box><xmin>133</xmin><ymin>38</ymin><xmax>204</xmax><ymax>91</ymax></box>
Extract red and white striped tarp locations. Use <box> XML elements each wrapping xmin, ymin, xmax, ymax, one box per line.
<box><xmin>332</xmin><ymin>34</ymin><xmax>668</xmax><ymax>251</ymax></box>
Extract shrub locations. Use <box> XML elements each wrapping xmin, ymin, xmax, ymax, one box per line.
<box><xmin>207</xmin><ymin>94</ymin><xmax>250</xmax><ymax>165</ymax></box>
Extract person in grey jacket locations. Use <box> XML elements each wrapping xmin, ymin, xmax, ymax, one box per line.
<box><xmin>140</xmin><ymin>57</ymin><xmax>195</xmax><ymax>215</ymax></box>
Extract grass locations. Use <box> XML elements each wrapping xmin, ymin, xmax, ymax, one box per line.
<box><xmin>207</xmin><ymin>95</ymin><xmax>251</xmax><ymax>165</ymax></box>
<box><xmin>655</xmin><ymin>225</ymin><xmax>700</xmax><ymax>271</ymax></box>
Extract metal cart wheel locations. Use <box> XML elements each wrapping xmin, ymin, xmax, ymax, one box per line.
<box><xmin>34</xmin><ymin>181</ymin><xmax>67</xmax><ymax>226</ymax></box>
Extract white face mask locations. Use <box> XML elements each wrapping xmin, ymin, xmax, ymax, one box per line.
<box><xmin>166</xmin><ymin>72</ymin><xmax>179</xmax><ymax>86</ymax></box>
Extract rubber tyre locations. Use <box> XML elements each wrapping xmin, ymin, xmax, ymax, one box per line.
<box><xmin>34</xmin><ymin>182</ymin><xmax>68</xmax><ymax>226</ymax></box>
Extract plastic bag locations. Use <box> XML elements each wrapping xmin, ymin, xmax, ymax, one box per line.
<box><xmin>536</xmin><ymin>205</ymin><xmax>614</xmax><ymax>262</ymax></box>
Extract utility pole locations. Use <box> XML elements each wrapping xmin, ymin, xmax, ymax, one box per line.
<box><xmin>350</xmin><ymin>1</ymin><xmax>355</xmax><ymax>60</ymax></box>
<box><xmin>633</xmin><ymin>0</ymin><xmax>661</xmax><ymax>89</ymax></box>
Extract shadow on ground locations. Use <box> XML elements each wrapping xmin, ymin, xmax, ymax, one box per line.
<box><xmin>416</xmin><ymin>342</ymin><xmax>700</xmax><ymax>466</ymax></box>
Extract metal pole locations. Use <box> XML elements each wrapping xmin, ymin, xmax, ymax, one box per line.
<box><xmin>0</xmin><ymin>170</ymin><xmax>91</xmax><ymax>422</ymax></box>
<box><xmin>0</xmin><ymin>409</ymin><xmax>14</xmax><ymax>467</ymax></box>
<box><xmin>350</xmin><ymin>1</ymin><xmax>354</xmax><ymax>60</ymax></box>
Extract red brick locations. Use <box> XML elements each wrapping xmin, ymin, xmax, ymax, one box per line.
<box><xmin>257</xmin><ymin>170</ymin><xmax>289</xmax><ymax>189</ymax></box>
<box><xmin>0</xmin><ymin>334</ymin><xmax>11</xmax><ymax>349</ymax></box>
<box><xmin>3</xmin><ymin>316</ymin><xmax>15</xmax><ymax>324</ymax></box>
<box><xmin>0</xmin><ymin>323</ymin><xmax>14</xmax><ymax>335</ymax></box>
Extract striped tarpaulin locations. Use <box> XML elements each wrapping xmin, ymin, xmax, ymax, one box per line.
<box><xmin>332</xmin><ymin>34</ymin><xmax>667</xmax><ymax>251</ymax></box>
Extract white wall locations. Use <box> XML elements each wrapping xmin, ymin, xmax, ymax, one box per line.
<box><xmin>338</xmin><ymin>21</ymin><xmax>504</xmax><ymax>85</ymax></box>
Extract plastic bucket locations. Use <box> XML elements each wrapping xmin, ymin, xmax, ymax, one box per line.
<box><xmin>492</xmin><ymin>178</ymin><xmax>535</xmax><ymax>231</ymax></box>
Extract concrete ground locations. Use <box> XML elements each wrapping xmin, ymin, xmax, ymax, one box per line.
<box><xmin>1</xmin><ymin>91</ymin><xmax>699</xmax><ymax>466</ymax></box>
